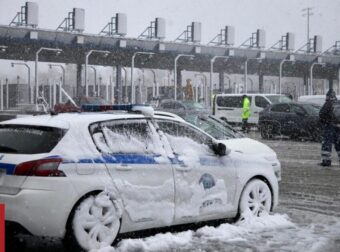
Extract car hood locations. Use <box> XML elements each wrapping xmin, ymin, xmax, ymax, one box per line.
<box><xmin>218</xmin><ymin>137</ymin><xmax>277</xmax><ymax>159</ymax></box>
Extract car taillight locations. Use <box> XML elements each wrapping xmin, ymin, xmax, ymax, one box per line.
<box><xmin>14</xmin><ymin>158</ymin><xmax>66</xmax><ymax>177</ymax></box>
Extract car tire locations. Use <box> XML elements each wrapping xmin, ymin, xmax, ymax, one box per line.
<box><xmin>239</xmin><ymin>179</ymin><xmax>272</xmax><ymax>218</ymax></box>
<box><xmin>260</xmin><ymin>124</ymin><xmax>273</xmax><ymax>139</ymax></box>
<box><xmin>64</xmin><ymin>192</ymin><xmax>121</xmax><ymax>251</ymax></box>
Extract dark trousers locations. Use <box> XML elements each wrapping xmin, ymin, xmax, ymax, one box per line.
<box><xmin>242</xmin><ymin>119</ymin><xmax>249</xmax><ymax>133</ymax></box>
<box><xmin>321</xmin><ymin>123</ymin><xmax>340</xmax><ymax>165</ymax></box>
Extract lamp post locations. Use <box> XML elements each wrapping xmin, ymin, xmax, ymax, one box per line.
<box><xmin>210</xmin><ymin>56</ymin><xmax>229</xmax><ymax>107</ymax></box>
<box><xmin>244</xmin><ymin>55</ymin><xmax>265</xmax><ymax>93</ymax></box>
<box><xmin>88</xmin><ymin>66</ymin><xmax>97</xmax><ymax>96</ymax></box>
<box><xmin>48</xmin><ymin>64</ymin><xmax>65</xmax><ymax>103</ymax></box>
<box><xmin>121</xmin><ymin>67</ymin><xmax>128</xmax><ymax>103</ymax></box>
<box><xmin>195</xmin><ymin>73</ymin><xmax>208</xmax><ymax>105</ymax></box>
<box><xmin>131</xmin><ymin>52</ymin><xmax>155</xmax><ymax>103</ymax></box>
<box><xmin>174</xmin><ymin>54</ymin><xmax>194</xmax><ymax>101</ymax></box>
<box><xmin>338</xmin><ymin>65</ymin><xmax>340</xmax><ymax>95</ymax></box>
<box><xmin>279</xmin><ymin>55</ymin><xmax>295</xmax><ymax>95</ymax></box>
<box><xmin>310</xmin><ymin>62</ymin><xmax>325</xmax><ymax>95</ymax></box>
<box><xmin>85</xmin><ymin>50</ymin><xmax>110</xmax><ymax>97</ymax></box>
<box><xmin>11</xmin><ymin>62</ymin><xmax>31</xmax><ymax>103</ymax></box>
<box><xmin>35</xmin><ymin>47</ymin><xmax>62</xmax><ymax>105</ymax></box>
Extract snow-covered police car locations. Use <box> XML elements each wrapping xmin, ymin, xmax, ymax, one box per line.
<box><xmin>0</xmin><ymin>104</ymin><xmax>279</xmax><ymax>250</ymax></box>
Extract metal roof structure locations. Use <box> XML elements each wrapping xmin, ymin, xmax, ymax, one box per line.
<box><xmin>0</xmin><ymin>25</ymin><xmax>339</xmax><ymax>79</ymax></box>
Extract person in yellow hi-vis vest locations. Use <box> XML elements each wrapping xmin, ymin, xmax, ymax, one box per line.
<box><xmin>242</xmin><ymin>94</ymin><xmax>251</xmax><ymax>133</ymax></box>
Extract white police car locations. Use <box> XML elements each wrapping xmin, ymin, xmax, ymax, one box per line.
<box><xmin>0</xmin><ymin>105</ymin><xmax>279</xmax><ymax>250</ymax></box>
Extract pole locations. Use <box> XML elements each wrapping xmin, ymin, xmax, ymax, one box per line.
<box><xmin>85</xmin><ymin>50</ymin><xmax>110</xmax><ymax>97</ymax></box>
<box><xmin>85</xmin><ymin>52</ymin><xmax>90</xmax><ymax>96</ymax></box>
<box><xmin>174</xmin><ymin>56</ymin><xmax>178</xmax><ymax>100</ymax></box>
<box><xmin>35</xmin><ymin>47</ymin><xmax>62</xmax><ymax>105</ymax></box>
<box><xmin>338</xmin><ymin>66</ymin><xmax>340</xmax><ymax>95</ymax></box>
<box><xmin>130</xmin><ymin>52</ymin><xmax>154</xmax><ymax>103</ymax></box>
<box><xmin>131</xmin><ymin>56</ymin><xmax>135</xmax><ymax>103</ymax></box>
<box><xmin>210</xmin><ymin>58</ymin><xmax>214</xmax><ymax>108</ymax></box>
<box><xmin>174</xmin><ymin>54</ymin><xmax>194</xmax><ymax>101</ymax></box>
<box><xmin>0</xmin><ymin>80</ymin><xmax>3</xmax><ymax>111</ymax></box>
<box><xmin>310</xmin><ymin>62</ymin><xmax>325</xmax><ymax>95</ymax></box>
<box><xmin>279</xmin><ymin>59</ymin><xmax>286</xmax><ymax>95</ymax></box>
<box><xmin>244</xmin><ymin>59</ymin><xmax>248</xmax><ymax>93</ymax></box>
<box><xmin>5</xmin><ymin>78</ymin><xmax>8</xmax><ymax>109</ymax></box>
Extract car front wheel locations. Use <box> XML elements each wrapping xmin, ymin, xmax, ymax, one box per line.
<box><xmin>239</xmin><ymin>179</ymin><xmax>272</xmax><ymax>217</ymax></box>
<box><xmin>65</xmin><ymin>192</ymin><xmax>121</xmax><ymax>251</ymax></box>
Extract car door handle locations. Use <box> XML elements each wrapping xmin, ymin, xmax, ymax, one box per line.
<box><xmin>175</xmin><ymin>164</ymin><xmax>192</xmax><ymax>172</ymax></box>
<box><xmin>116</xmin><ymin>164</ymin><xmax>132</xmax><ymax>171</ymax></box>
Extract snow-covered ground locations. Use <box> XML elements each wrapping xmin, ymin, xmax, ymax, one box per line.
<box><xmin>88</xmin><ymin>205</ymin><xmax>340</xmax><ymax>252</ymax></box>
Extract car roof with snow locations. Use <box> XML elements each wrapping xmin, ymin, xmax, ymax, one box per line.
<box><xmin>0</xmin><ymin>110</ymin><xmax>186</xmax><ymax>129</ymax></box>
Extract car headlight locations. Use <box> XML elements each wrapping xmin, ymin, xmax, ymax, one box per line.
<box><xmin>263</xmin><ymin>155</ymin><xmax>281</xmax><ymax>181</ymax></box>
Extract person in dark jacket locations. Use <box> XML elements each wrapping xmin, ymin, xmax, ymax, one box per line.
<box><xmin>319</xmin><ymin>89</ymin><xmax>340</xmax><ymax>166</ymax></box>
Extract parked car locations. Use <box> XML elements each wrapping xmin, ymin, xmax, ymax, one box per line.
<box><xmin>155</xmin><ymin>111</ymin><xmax>281</xmax><ymax>180</ymax></box>
<box><xmin>298</xmin><ymin>95</ymin><xmax>340</xmax><ymax>106</ymax></box>
<box><xmin>0</xmin><ymin>105</ymin><xmax>279</xmax><ymax>251</ymax></box>
<box><xmin>157</xmin><ymin>99</ymin><xmax>208</xmax><ymax>116</ymax></box>
<box><xmin>54</xmin><ymin>96</ymin><xmax>112</xmax><ymax>112</ymax></box>
<box><xmin>213</xmin><ymin>93</ymin><xmax>292</xmax><ymax>125</ymax></box>
<box><xmin>258</xmin><ymin>102</ymin><xmax>321</xmax><ymax>141</ymax></box>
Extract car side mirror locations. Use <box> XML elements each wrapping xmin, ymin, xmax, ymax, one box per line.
<box><xmin>212</xmin><ymin>142</ymin><xmax>229</xmax><ymax>156</ymax></box>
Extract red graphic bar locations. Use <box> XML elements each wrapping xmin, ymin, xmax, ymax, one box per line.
<box><xmin>0</xmin><ymin>204</ymin><xmax>4</xmax><ymax>252</ymax></box>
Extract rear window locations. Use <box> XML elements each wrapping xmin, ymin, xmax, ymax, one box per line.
<box><xmin>0</xmin><ymin>125</ymin><xmax>66</xmax><ymax>154</ymax></box>
<box><xmin>265</xmin><ymin>95</ymin><xmax>292</xmax><ymax>104</ymax></box>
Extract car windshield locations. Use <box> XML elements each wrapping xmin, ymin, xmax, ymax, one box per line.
<box><xmin>182</xmin><ymin>101</ymin><xmax>206</xmax><ymax>110</ymax></box>
<box><xmin>183</xmin><ymin>114</ymin><xmax>242</xmax><ymax>140</ymax></box>
<box><xmin>301</xmin><ymin>103</ymin><xmax>321</xmax><ymax>115</ymax></box>
<box><xmin>266</xmin><ymin>95</ymin><xmax>292</xmax><ymax>104</ymax></box>
<box><xmin>0</xmin><ymin>125</ymin><xmax>66</xmax><ymax>154</ymax></box>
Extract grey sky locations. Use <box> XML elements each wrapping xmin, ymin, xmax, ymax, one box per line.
<box><xmin>0</xmin><ymin>0</ymin><xmax>339</xmax><ymax>49</ymax></box>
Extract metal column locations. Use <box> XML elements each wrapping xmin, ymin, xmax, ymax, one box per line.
<box><xmin>76</xmin><ymin>64</ymin><xmax>82</xmax><ymax>97</ymax></box>
<box><xmin>259</xmin><ymin>74</ymin><xmax>264</xmax><ymax>93</ymax></box>
<box><xmin>219</xmin><ymin>72</ymin><xmax>224</xmax><ymax>93</ymax></box>
<box><xmin>176</xmin><ymin>68</ymin><xmax>182</xmax><ymax>100</ymax></box>
<box><xmin>116</xmin><ymin>65</ymin><xmax>122</xmax><ymax>104</ymax></box>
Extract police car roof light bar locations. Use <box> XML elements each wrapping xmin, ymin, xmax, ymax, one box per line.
<box><xmin>81</xmin><ymin>104</ymin><xmax>154</xmax><ymax>117</ymax></box>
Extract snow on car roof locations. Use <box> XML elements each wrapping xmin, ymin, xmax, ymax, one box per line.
<box><xmin>0</xmin><ymin>110</ymin><xmax>186</xmax><ymax>129</ymax></box>
<box><xmin>0</xmin><ymin>112</ymin><xmax>148</xmax><ymax>129</ymax></box>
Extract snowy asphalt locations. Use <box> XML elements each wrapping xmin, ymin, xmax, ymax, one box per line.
<box><xmin>6</xmin><ymin>132</ymin><xmax>340</xmax><ymax>252</ymax></box>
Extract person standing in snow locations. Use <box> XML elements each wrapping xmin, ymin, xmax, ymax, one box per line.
<box><xmin>242</xmin><ymin>94</ymin><xmax>251</xmax><ymax>133</ymax></box>
<box><xmin>319</xmin><ymin>89</ymin><xmax>340</xmax><ymax>166</ymax></box>
<box><xmin>183</xmin><ymin>79</ymin><xmax>194</xmax><ymax>101</ymax></box>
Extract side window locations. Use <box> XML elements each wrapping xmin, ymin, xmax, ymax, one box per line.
<box><xmin>160</xmin><ymin>102</ymin><xmax>172</xmax><ymax>109</ymax></box>
<box><xmin>156</xmin><ymin>120</ymin><xmax>213</xmax><ymax>158</ymax></box>
<box><xmin>90</xmin><ymin>119</ymin><xmax>157</xmax><ymax>154</ymax></box>
<box><xmin>271</xmin><ymin>104</ymin><xmax>290</xmax><ymax>113</ymax></box>
<box><xmin>255</xmin><ymin>96</ymin><xmax>270</xmax><ymax>108</ymax></box>
<box><xmin>216</xmin><ymin>96</ymin><xmax>242</xmax><ymax>108</ymax></box>
<box><xmin>157</xmin><ymin>120</ymin><xmax>211</xmax><ymax>145</ymax></box>
<box><xmin>173</xmin><ymin>103</ymin><xmax>185</xmax><ymax>109</ymax></box>
<box><xmin>290</xmin><ymin>104</ymin><xmax>305</xmax><ymax>114</ymax></box>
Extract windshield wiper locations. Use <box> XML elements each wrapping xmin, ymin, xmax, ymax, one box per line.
<box><xmin>0</xmin><ymin>146</ymin><xmax>18</xmax><ymax>153</ymax></box>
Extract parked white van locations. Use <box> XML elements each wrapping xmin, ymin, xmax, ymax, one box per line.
<box><xmin>213</xmin><ymin>93</ymin><xmax>292</xmax><ymax>125</ymax></box>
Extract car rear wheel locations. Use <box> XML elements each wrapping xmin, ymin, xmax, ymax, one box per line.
<box><xmin>260</xmin><ymin>124</ymin><xmax>273</xmax><ymax>139</ymax></box>
<box><xmin>65</xmin><ymin>192</ymin><xmax>121</xmax><ymax>251</ymax></box>
<box><xmin>239</xmin><ymin>179</ymin><xmax>272</xmax><ymax>217</ymax></box>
